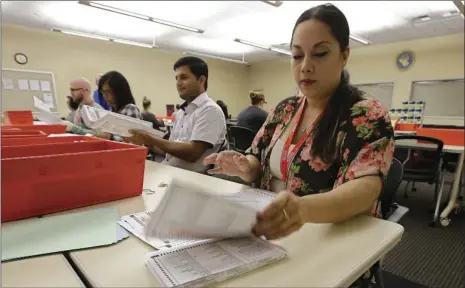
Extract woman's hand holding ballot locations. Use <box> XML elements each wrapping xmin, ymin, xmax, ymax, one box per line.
<box><xmin>253</xmin><ymin>190</ymin><xmax>305</xmax><ymax>240</ymax></box>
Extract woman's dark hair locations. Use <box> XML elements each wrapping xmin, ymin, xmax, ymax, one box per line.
<box><xmin>98</xmin><ymin>71</ymin><xmax>136</xmax><ymax>112</ymax></box>
<box><xmin>216</xmin><ymin>100</ymin><xmax>229</xmax><ymax>119</ymax></box>
<box><xmin>176</xmin><ymin>104</ymin><xmax>180</xmax><ymax>110</ymax></box>
<box><xmin>291</xmin><ymin>4</ymin><xmax>362</xmax><ymax>164</ymax></box>
<box><xmin>67</xmin><ymin>95</ymin><xmax>79</xmax><ymax>111</ymax></box>
<box><xmin>142</xmin><ymin>96</ymin><xmax>151</xmax><ymax>110</ymax></box>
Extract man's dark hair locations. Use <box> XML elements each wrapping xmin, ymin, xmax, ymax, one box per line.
<box><xmin>173</xmin><ymin>56</ymin><xmax>209</xmax><ymax>91</ymax></box>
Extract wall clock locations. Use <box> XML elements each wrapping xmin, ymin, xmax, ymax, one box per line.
<box><xmin>396</xmin><ymin>51</ymin><xmax>414</xmax><ymax>71</ymax></box>
<box><xmin>14</xmin><ymin>53</ymin><xmax>28</xmax><ymax>65</ymax></box>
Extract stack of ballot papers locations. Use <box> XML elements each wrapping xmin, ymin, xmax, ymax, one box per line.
<box><xmin>33</xmin><ymin>96</ymin><xmax>63</xmax><ymax>124</ymax></box>
<box><xmin>2</xmin><ymin>208</ymin><xmax>129</xmax><ymax>261</ymax></box>
<box><xmin>80</xmin><ymin>105</ymin><xmax>165</xmax><ymax>138</ymax></box>
<box><xmin>132</xmin><ymin>179</ymin><xmax>288</xmax><ymax>287</ymax></box>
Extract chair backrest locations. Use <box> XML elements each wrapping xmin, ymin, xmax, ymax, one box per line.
<box><xmin>394</xmin><ymin>135</ymin><xmax>444</xmax><ymax>175</ymax></box>
<box><xmin>227</xmin><ymin>125</ymin><xmax>256</xmax><ymax>154</ymax></box>
<box><xmin>380</xmin><ymin>158</ymin><xmax>403</xmax><ymax>219</ymax></box>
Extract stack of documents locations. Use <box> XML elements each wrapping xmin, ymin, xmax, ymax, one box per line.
<box><xmin>137</xmin><ymin>179</ymin><xmax>288</xmax><ymax>287</ymax></box>
<box><xmin>33</xmin><ymin>96</ymin><xmax>62</xmax><ymax>124</ymax></box>
<box><xmin>80</xmin><ymin>105</ymin><xmax>165</xmax><ymax>138</ymax></box>
<box><xmin>2</xmin><ymin>208</ymin><xmax>129</xmax><ymax>261</ymax></box>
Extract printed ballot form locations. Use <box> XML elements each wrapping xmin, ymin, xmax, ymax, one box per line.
<box><xmin>115</xmin><ymin>179</ymin><xmax>288</xmax><ymax>287</ymax></box>
<box><xmin>144</xmin><ymin>179</ymin><xmax>276</xmax><ymax>240</ymax></box>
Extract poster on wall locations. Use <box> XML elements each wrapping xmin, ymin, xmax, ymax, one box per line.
<box><xmin>166</xmin><ymin>104</ymin><xmax>175</xmax><ymax>117</ymax></box>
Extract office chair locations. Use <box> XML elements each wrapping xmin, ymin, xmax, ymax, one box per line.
<box><xmin>394</xmin><ymin>135</ymin><xmax>444</xmax><ymax>226</ymax></box>
<box><xmin>227</xmin><ymin>125</ymin><xmax>256</xmax><ymax>155</ymax></box>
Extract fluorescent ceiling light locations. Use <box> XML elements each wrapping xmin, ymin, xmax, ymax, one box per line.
<box><xmin>349</xmin><ymin>34</ymin><xmax>372</xmax><ymax>45</ymax></box>
<box><xmin>183</xmin><ymin>51</ymin><xmax>249</xmax><ymax>65</ymax></box>
<box><xmin>52</xmin><ymin>28</ymin><xmax>110</xmax><ymax>41</ymax></box>
<box><xmin>51</xmin><ymin>28</ymin><xmax>156</xmax><ymax>48</ymax></box>
<box><xmin>78</xmin><ymin>1</ymin><xmax>204</xmax><ymax>33</ymax></box>
<box><xmin>270</xmin><ymin>47</ymin><xmax>292</xmax><ymax>56</ymax></box>
<box><xmin>234</xmin><ymin>38</ymin><xmax>291</xmax><ymax>56</ymax></box>
<box><xmin>234</xmin><ymin>39</ymin><xmax>270</xmax><ymax>50</ymax></box>
<box><xmin>261</xmin><ymin>1</ymin><xmax>283</xmax><ymax>7</ymax></box>
<box><xmin>111</xmin><ymin>39</ymin><xmax>156</xmax><ymax>48</ymax></box>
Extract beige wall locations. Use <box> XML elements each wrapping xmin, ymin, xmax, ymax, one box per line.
<box><xmin>249</xmin><ymin>33</ymin><xmax>465</xmax><ymax>125</ymax></box>
<box><xmin>3</xmin><ymin>23</ymin><xmax>464</xmax><ymax>126</ymax></box>
<box><xmin>2</xmin><ymin>24</ymin><xmax>251</xmax><ymax>117</ymax></box>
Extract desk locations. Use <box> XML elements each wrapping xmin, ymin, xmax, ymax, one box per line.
<box><xmin>1</xmin><ymin>255</ymin><xmax>84</xmax><ymax>287</ymax></box>
<box><xmin>395</xmin><ymin>139</ymin><xmax>464</xmax><ymax>226</ymax></box>
<box><xmin>63</xmin><ymin>161</ymin><xmax>403</xmax><ymax>287</ymax></box>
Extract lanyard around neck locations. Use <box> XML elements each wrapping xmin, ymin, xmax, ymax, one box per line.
<box><xmin>279</xmin><ymin>98</ymin><xmax>325</xmax><ymax>183</ymax></box>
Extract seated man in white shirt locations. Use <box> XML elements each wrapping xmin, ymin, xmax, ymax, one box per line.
<box><xmin>125</xmin><ymin>56</ymin><xmax>227</xmax><ymax>173</ymax></box>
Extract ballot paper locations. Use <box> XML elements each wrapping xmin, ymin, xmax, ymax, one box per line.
<box><xmin>144</xmin><ymin>178</ymin><xmax>276</xmax><ymax>240</ymax></box>
<box><xmin>145</xmin><ymin>236</ymin><xmax>287</xmax><ymax>287</ymax></box>
<box><xmin>80</xmin><ymin>105</ymin><xmax>164</xmax><ymax>138</ymax></box>
<box><xmin>33</xmin><ymin>96</ymin><xmax>62</xmax><ymax>124</ymax></box>
<box><xmin>118</xmin><ymin>211</ymin><xmax>209</xmax><ymax>250</ymax></box>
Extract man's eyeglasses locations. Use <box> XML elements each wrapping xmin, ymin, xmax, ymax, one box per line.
<box><xmin>70</xmin><ymin>88</ymin><xmax>84</xmax><ymax>92</ymax></box>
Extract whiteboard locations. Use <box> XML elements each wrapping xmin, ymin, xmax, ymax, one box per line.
<box><xmin>1</xmin><ymin>68</ymin><xmax>59</xmax><ymax>113</ymax></box>
<box><xmin>411</xmin><ymin>79</ymin><xmax>464</xmax><ymax>118</ymax></box>
<box><xmin>354</xmin><ymin>82</ymin><xmax>394</xmax><ymax>110</ymax></box>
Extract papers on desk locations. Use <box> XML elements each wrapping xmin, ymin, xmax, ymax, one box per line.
<box><xmin>118</xmin><ymin>181</ymin><xmax>286</xmax><ymax>287</ymax></box>
<box><xmin>118</xmin><ymin>211</ymin><xmax>209</xmax><ymax>250</ymax></box>
<box><xmin>2</xmin><ymin>208</ymin><xmax>128</xmax><ymax>261</ymax></box>
<box><xmin>144</xmin><ymin>179</ymin><xmax>276</xmax><ymax>240</ymax></box>
<box><xmin>80</xmin><ymin>105</ymin><xmax>164</xmax><ymax>138</ymax></box>
<box><xmin>145</xmin><ymin>237</ymin><xmax>288</xmax><ymax>287</ymax></box>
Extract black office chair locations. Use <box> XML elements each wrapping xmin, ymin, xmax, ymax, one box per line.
<box><xmin>380</xmin><ymin>158</ymin><xmax>406</xmax><ymax>220</ymax></box>
<box><xmin>227</xmin><ymin>125</ymin><xmax>256</xmax><ymax>155</ymax></box>
<box><xmin>394</xmin><ymin>135</ymin><xmax>444</xmax><ymax>225</ymax></box>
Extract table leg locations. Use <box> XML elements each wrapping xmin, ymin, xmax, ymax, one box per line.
<box><xmin>440</xmin><ymin>151</ymin><xmax>465</xmax><ymax>220</ymax></box>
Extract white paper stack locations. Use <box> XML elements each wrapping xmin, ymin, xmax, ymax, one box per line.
<box><xmin>80</xmin><ymin>105</ymin><xmax>164</xmax><ymax>138</ymax></box>
<box><xmin>141</xmin><ymin>180</ymin><xmax>287</xmax><ymax>287</ymax></box>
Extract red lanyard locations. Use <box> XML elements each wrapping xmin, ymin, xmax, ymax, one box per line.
<box><xmin>280</xmin><ymin>98</ymin><xmax>324</xmax><ymax>182</ymax></box>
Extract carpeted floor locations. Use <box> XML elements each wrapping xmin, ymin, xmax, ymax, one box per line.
<box><xmin>382</xmin><ymin>180</ymin><xmax>465</xmax><ymax>288</ymax></box>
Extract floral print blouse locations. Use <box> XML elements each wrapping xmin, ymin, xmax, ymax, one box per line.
<box><xmin>248</xmin><ymin>95</ymin><xmax>395</xmax><ymax>218</ymax></box>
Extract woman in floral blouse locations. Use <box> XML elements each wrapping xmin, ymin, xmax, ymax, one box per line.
<box><xmin>204</xmin><ymin>3</ymin><xmax>394</xmax><ymax>242</ymax></box>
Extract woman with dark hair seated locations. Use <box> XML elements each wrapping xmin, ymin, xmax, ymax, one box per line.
<box><xmin>141</xmin><ymin>96</ymin><xmax>165</xmax><ymax>131</ymax></box>
<box><xmin>97</xmin><ymin>71</ymin><xmax>142</xmax><ymax>140</ymax></box>
<box><xmin>205</xmin><ymin>4</ymin><xmax>394</xmax><ymax>285</ymax></box>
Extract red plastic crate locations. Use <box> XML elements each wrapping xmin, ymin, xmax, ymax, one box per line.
<box><xmin>4</xmin><ymin>125</ymin><xmax>66</xmax><ymax>135</ymax></box>
<box><xmin>1</xmin><ymin>130</ymin><xmax>47</xmax><ymax>138</ymax></box>
<box><xmin>4</xmin><ymin>111</ymin><xmax>33</xmax><ymax>126</ymax></box>
<box><xmin>1</xmin><ymin>140</ymin><xmax>148</xmax><ymax>222</ymax></box>
<box><xmin>2</xmin><ymin>136</ymin><xmax>102</xmax><ymax>147</ymax></box>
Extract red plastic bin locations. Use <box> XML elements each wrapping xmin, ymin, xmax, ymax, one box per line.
<box><xmin>3</xmin><ymin>111</ymin><xmax>34</xmax><ymax>126</ymax></box>
<box><xmin>2</xmin><ymin>136</ymin><xmax>102</xmax><ymax>147</ymax></box>
<box><xmin>4</xmin><ymin>125</ymin><xmax>66</xmax><ymax>135</ymax></box>
<box><xmin>1</xmin><ymin>140</ymin><xmax>148</xmax><ymax>222</ymax></box>
<box><xmin>1</xmin><ymin>130</ymin><xmax>47</xmax><ymax>138</ymax></box>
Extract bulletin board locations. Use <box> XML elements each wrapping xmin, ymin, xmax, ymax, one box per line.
<box><xmin>1</xmin><ymin>68</ymin><xmax>59</xmax><ymax>113</ymax></box>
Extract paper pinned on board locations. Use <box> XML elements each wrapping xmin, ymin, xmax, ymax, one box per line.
<box><xmin>2</xmin><ymin>78</ymin><xmax>14</xmax><ymax>90</ymax></box>
<box><xmin>29</xmin><ymin>80</ymin><xmax>41</xmax><ymax>91</ymax></box>
<box><xmin>18</xmin><ymin>79</ymin><xmax>29</xmax><ymax>91</ymax></box>
<box><xmin>40</xmin><ymin>80</ymin><xmax>51</xmax><ymax>92</ymax></box>
<box><xmin>43</xmin><ymin>93</ymin><xmax>54</xmax><ymax>108</ymax></box>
